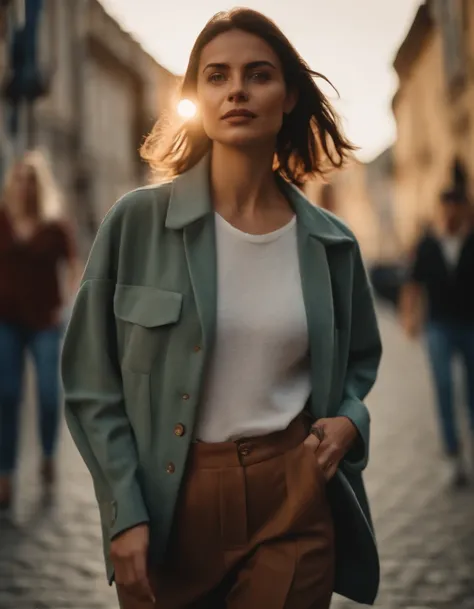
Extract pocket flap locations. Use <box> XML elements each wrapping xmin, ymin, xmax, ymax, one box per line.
<box><xmin>114</xmin><ymin>284</ymin><xmax>183</xmax><ymax>328</ymax></box>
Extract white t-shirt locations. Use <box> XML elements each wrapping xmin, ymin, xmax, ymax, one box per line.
<box><xmin>439</xmin><ymin>234</ymin><xmax>463</xmax><ymax>270</ymax></box>
<box><xmin>194</xmin><ymin>212</ymin><xmax>311</xmax><ymax>442</ymax></box>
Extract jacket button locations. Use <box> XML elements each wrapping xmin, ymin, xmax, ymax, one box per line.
<box><xmin>182</xmin><ymin>393</ymin><xmax>190</xmax><ymax>401</ymax></box>
<box><xmin>174</xmin><ymin>423</ymin><xmax>185</xmax><ymax>437</ymax></box>
<box><xmin>238</xmin><ymin>444</ymin><xmax>251</xmax><ymax>457</ymax></box>
<box><xmin>166</xmin><ymin>462</ymin><xmax>175</xmax><ymax>474</ymax></box>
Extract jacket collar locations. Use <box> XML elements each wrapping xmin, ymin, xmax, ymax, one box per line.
<box><xmin>165</xmin><ymin>154</ymin><xmax>353</xmax><ymax>245</ymax></box>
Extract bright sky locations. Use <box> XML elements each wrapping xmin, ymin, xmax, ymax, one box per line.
<box><xmin>100</xmin><ymin>0</ymin><xmax>421</xmax><ymax>163</ymax></box>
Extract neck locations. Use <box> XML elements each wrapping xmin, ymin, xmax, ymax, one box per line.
<box><xmin>210</xmin><ymin>143</ymin><xmax>283</xmax><ymax>216</ymax></box>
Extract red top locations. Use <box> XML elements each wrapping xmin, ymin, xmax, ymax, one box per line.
<box><xmin>0</xmin><ymin>208</ymin><xmax>77</xmax><ymax>330</ymax></box>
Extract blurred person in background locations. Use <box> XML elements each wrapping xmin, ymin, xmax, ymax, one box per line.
<box><xmin>0</xmin><ymin>150</ymin><xmax>82</xmax><ymax>510</ymax></box>
<box><xmin>62</xmin><ymin>8</ymin><xmax>381</xmax><ymax>609</ymax></box>
<box><xmin>401</xmin><ymin>189</ymin><xmax>474</xmax><ymax>487</ymax></box>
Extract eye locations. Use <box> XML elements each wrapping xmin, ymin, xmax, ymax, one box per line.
<box><xmin>208</xmin><ymin>72</ymin><xmax>226</xmax><ymax>83</ymax></box>
<box><xmin>249</xmin><ymin>71</ymin><xmax>270</xmax><ymax>83</ymax></box>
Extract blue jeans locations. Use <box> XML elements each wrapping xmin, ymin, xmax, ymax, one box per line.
<box><xmin>426</xmin><ymin>321</ymin><xmax>474</xmax><ymax>456</ymax></box>
<box><xmin>0</xmin><ymin>322</ymin><xmax>63</xmax><ymax>475</ymax></box>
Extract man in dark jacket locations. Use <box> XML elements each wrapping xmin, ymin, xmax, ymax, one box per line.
<box><xmin>401</xmin><ymin>189</ymin><xmax>474</xmax><ymax>487</ymax></box>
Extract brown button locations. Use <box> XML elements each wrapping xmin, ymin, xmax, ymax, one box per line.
<box><xmin>238</xmin><ymin>444</ymin><xmax>251</xmax><ymax>457</ymax></box>
<box><xmin>174</xmin><ymin>423</ymin><xmax>185</xmax><ymax>437</ymax></box>
<box><xmin>182</xmin><ymin>393</ymin><xmax>190</xmax><ymax>401</ymax></box>
<box><xmin>166</xmin><ymin>462</ymin><xmax>175</xmax><ymax>474</ymax></box>
<box><xmin>193</xmin><ymin>345</ymin><xmax>202</xmax><ymax>353</ymax></box>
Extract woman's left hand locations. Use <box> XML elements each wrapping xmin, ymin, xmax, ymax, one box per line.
<box><xmin>303</xmin><ymin>416</ymin><xmax>359</xmax><ymax>481</ymax></box>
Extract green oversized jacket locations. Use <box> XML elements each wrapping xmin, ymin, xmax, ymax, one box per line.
<box><xmin>61</xmin><ymin>156</ymin><xmax>382</xmax><ymax>605</ymax></box>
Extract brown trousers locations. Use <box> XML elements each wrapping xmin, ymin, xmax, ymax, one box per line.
<box><xmin>118</xmin><ymin>414</ymin><xmax>335</xmax><ymax>609</ymax></box>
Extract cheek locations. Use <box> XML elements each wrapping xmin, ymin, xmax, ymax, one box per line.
<box><xmin>196</xmin><ymin>88</ymin><xmax>221</xmax><ymax>133</ymax></box>
<box><xmin>255</xmin><ymin>86</ymin><xmax>287</xmax><ymax>125</ymax></box>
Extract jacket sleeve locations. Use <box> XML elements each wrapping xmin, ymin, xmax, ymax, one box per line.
<box><xmin>61</xmin><ymin>208</ymin><xmax>149</xmax><ymax>540</ymax></box>
<box><xmin>337</xmin><ymin>242</ymin><xmax>382</xmax><ymax>473</ymax></box>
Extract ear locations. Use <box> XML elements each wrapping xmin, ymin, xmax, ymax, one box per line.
<box><xmin>283</xmin><ymin>87</ymin><xmax>298</xmax><ymax>115</ymax></box>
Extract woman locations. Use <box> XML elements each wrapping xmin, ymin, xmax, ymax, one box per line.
<box><xmin>0</xmin><ymin>150</ymin><xmax>81</xmax><ymax>509</ymax></box>
<box><xmin>62</xmin><ymin>8</ymin><xmax>382</xmax><ymax>609</ymax></box>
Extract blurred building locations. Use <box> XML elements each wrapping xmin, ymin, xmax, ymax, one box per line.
<box><xmin>365</xmin><ymin>147</ymin><xmax>400</xmax><ymax>263</ymax></box>
<box><xmin>0</xmin><ymin>2</ymin><xmax>8</xmax><ymax>90</ymax></box>
<box><xmin>392</xmin><ymin>0</ymin><xmax>474</xmax><ymax>252</ymax></box>
<box><xmin>304</xmin><ymin>156</ymin><xmax>392</xmax><ymax>265</ymax></box>
<box><xmin>0</xmin><ymin>0</ymin><xmax>14</xmax><ymax>176</ymax></box>
<box><xmin>1</xmin><ymin>0</ymin><xmax>179</xmax><ymax>256</ymax></box>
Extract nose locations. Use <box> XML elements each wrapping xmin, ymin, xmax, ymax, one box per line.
<box><xmin>228</xmin><ymin>90</ymin><xmax>249</xmax><ymax>103</ymax></box>
<box><xmin>227</xmin><ymin>77</ymin><xmax>249</xmax><ymax>103</ymax></box>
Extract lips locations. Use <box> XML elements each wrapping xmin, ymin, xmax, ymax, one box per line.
<box><xmin>221</xmin><ymin>109</ymin><xmax>257</xmax><ymax>120</ymax></box>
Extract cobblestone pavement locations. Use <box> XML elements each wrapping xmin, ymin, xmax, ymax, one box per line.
<box><xmin>1</xmin><ymin>305</ymin><xmax>473</xmax><ymax>609</ymax></box>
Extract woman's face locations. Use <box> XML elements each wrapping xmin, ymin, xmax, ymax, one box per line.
<box><xmin>196</xmin><ymin>29</ymin><xmax>296</xmax><ymax>149</ymax></box>
<box><xmin>9</xmin><ymin>162</ymin><xmax>39</xmax><ymax>215</ymax></box>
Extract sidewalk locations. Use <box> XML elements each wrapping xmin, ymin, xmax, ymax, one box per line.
<box><xmin>332</xmin><ymin>305</ymin><xmax>474</xmax><ymax>609</ymax></box>
<box><xmin>1</xmin><ymin>305</ymin><xmax>473</xmax><ymax>608</ymax></box>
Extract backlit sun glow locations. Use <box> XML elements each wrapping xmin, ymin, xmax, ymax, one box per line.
<box><xmin>177</xmin><ymin>99</ymin><xmax>197</xmax><ymax>119</ymax></box>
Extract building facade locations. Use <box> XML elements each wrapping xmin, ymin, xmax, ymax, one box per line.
<box><xmin>392</xmin><ymin>0</ymin><xmax>474</xmax><ymax>253</ymax></box>
<box><xmin>365</xmin><ymin>147</ymin><xmax>400</xmax><ymax>263</ymax></box>
<box><xmin>0</xmin><ymin>0</ymin><xmax>16</xmax><ymax>177</ymax></box>
<box><xmin>1</xmin><ymin>0</ymin><xmax>178</xmax><ymax>255</ymax></box>
<box><xmin>304</xmin><ymin>159</ymin><xmax>382</xmax><ymax>264</ymax></box>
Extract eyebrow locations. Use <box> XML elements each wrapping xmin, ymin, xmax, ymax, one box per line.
<box><xmin>202</xmin><ymin>60</ymin><xmax>277</xmax><ymax>73</ymax></box>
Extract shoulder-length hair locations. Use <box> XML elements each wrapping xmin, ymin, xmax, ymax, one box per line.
<box><xmin>140</xmin><ymin>8</ymin><xmax>356</xmax><ymax>186</ymax></box>
<box><xmin>1</xmin><ymin>149</ymin><xmax>64</xmax><ymax>221</ymax></box>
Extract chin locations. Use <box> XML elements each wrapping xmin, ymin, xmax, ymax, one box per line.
<box><xmin>215</xmin><ymin>130</ymin><xmax>276</xmax><ymax>149</ymax></box>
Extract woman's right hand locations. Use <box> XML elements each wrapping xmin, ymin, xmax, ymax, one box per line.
<box><xmin>110</xmin><ymin>523</ymin><xmax>155</xmax><ymax>603</ymax></box>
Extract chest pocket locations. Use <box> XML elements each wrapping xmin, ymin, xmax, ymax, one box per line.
<box><xmin>113</xmin><ymin>284</ymin><xmax>183</xmax><ymax>374</ymax></box>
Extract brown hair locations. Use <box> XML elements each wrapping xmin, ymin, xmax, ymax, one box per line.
<box><xmin>140</xmin><ymin>8</ymin><xmax>356</xmax><ymax>186</ymax></box>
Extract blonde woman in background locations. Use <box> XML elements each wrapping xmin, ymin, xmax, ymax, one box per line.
<box><xmin>0</xmin><ymin>151</ymin><xmax>82</xmax><ymax>510</ymax></box>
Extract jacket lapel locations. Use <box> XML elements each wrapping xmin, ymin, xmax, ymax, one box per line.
<box><xmin>282</xmin><ymin>180</ymin><xmax>352</xmax><ymax>416</ymax></box>
<box><xmin>166</xmin><ymin>157</ymin><xmax>217</xmax><ymax>354</ymax></box>
<box><xmin>183</xmin><ymin>218</ymin><xmax>217</xmax><ymax>353</ymax></box>
<box><xmin>297</xmin><ymin>224</ymin><xmax>335</xmax><ymax>415</ymax></box>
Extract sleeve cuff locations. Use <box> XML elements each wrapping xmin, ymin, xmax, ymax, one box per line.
<box><xmin>108</xmin><ymin>481</ymin><xmax>150</xmax><ymax>540</ymax></box>
<box><xmin>337</xmin><ymin>398</ymin><xmax>371</xmax><ymax>473</ymax></box>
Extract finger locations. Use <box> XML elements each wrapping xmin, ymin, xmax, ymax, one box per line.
<box><xmin>114</xmin><ymin>555</ymin><xmax>140</xmax><ymax>595</ymax></box>
<box><xmin>113</xmin><ymin>555</ymin><xmax>134</xmax><ymax>587</ymax></box>
<box><xmin>113</xmin><ymin>562</ymin><xmax>126</xmax><ymax>586</ymax></box>
<box><xmin>303</xmin><ymin>433</ymin><xmax>321</xmax><ymax>450</ymax></box>
<box><xmin>320</xmin><ymin>453</ymin><xmax>339</xmax><ymax>479</ymax></box>
<box><xmin>315</xmin><ymin>445</ymin><xmax>333</xmax><ymax>470</ymax></box>
<box><xmin>132</xmin><ymin>553</ymin><xmax>155</xmax><ymax>603</ymax></box>
<box><xmin>324</xmin><ymin>461</ymin><xmax>338</xmax><ymax>481</ymax></box>
<box><xmin>122</xmin><ymin>557</ymin><xmax>139</xmax><ymax>588</ymax></box>
<box><xmin>303</xmin><ymin>424</ymin><xmax>325</xmax><ymax>449</ymax></box>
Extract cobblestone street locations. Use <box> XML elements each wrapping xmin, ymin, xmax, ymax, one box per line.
<box><xmin>1</xmin><ymin>305</ymin><xmax>473</xmax><ymax>609</ymax></box>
